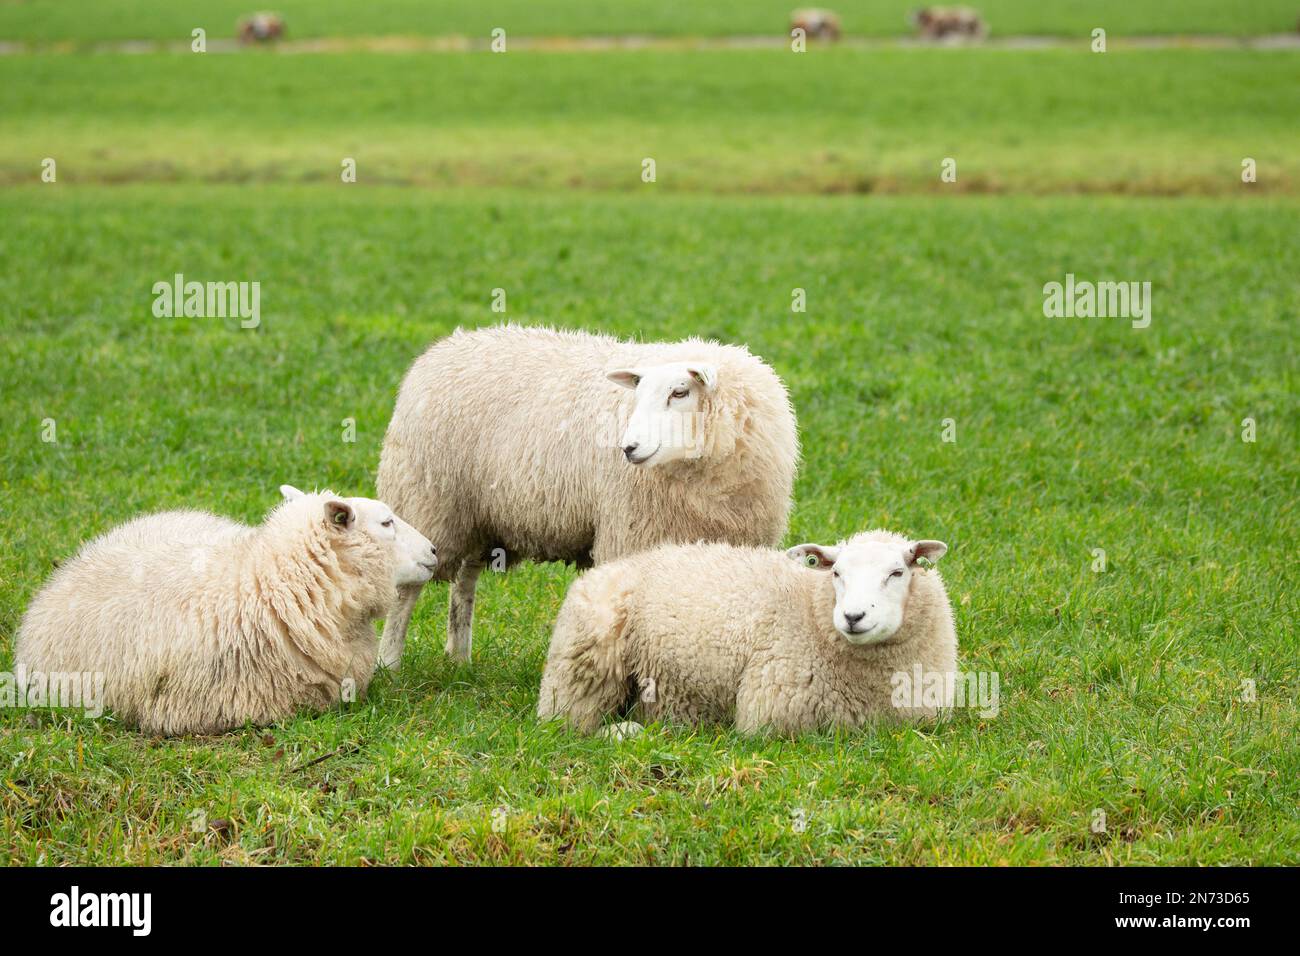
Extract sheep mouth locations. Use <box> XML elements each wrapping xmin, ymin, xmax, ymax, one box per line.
<box><xmin>625</xmin><ymin>445</ymin><xmax>660</xmax><ymax>465</ymax></box>
<box><xmin>406</xmin><ymin>561</ymin><xmax>438</xmax><ymax>582</ymax></box>
<box><xmin>841</xmin><ymin>623</ymin><xmax>885</xmax><ymax>643</ymax></box>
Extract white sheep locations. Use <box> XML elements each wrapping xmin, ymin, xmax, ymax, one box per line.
<box><xmin>790</xmin><ymin>9</ymin><xmax>842</xmax><ymax>42</ymax></box>
<box><xmin>13</xmin><ymin>486</ymin><xmax>437</xmax><ymax>735</ymax></box>
<box><xmin>376</xmin><ymin>324</ymin><xmax>799</xmax><ymax>667</ymax></box>
<box><xmin>536</xmin><ymin>530</ymin><xmax>956</xmax><ymax>735</ymax></box>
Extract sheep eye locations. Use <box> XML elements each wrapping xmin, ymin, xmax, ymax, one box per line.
<box><xmin>381</xmin><ymin>519</ymin><xmax>394</xmax><ymax>528</ymax></box>
<box><xmin>890</xmin><ymin>569</ymin><xmax>904</xmax><ymax>579</ymax></box>
<box><xmin>670</xmin><ymin>387</ymin><xmax>689</xmax><ymax>399</ymax></box>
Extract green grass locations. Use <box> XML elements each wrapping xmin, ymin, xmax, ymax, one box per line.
<box><xmin>1</xmin><ymin>0</ymin><xmax>1296</xmax><ymax>44</ymax></box>
<box><xmin>1</xmin><ymin>186</ymin><xmax>1296</xmax><ymax>864</ymax></box>
<box><xmin>3</xmin><ymin>49</ymin><xmax>1298</xmax><ymax>195</ymax></box>
<box><xmin>1</xmin><ymin>7</ymin><xmax>1295</xmax><ymax>865</ymax></box>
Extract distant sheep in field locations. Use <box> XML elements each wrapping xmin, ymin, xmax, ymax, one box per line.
<box><xmin>238</xmin><ymin>12</ymin><xmax>285</xmax><ymax>44</ymax></box>
<box><xmin>376</xmin><ymin>324</ymin><xmax>799</xmax><ymax>668</ymax></box>
<box><xmin>790</xmin><ymin>8</ymin><xmax>842</xmax><ymax>42</ymax></box>
<box><xmin>13</xmin><ymin>486</ymin><xmax>437</xmax><ymax>735</ymax></box>
<box><xmin>537</xmin><ymin>531</ymin><xmax>957</xmax><ymax>736</ymax></box>
<box><xmin>911</xmin><ymin>6</ymin><xmax>987</xmax><ymax>42</ymax></box>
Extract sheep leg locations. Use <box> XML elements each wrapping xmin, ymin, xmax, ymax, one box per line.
<box><xmin>378</xmin><ymin>582</ymin><xmax>424</xmax><ymax>671</ymax></box>
<box><xmin>446</xmin><ymin>559</ymin><xmax>484</xmax><ymax>662</ymax></box>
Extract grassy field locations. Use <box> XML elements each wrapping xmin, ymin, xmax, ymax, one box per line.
<box><xmin>1</xmin><ymin>0</ymin><xmax>1297</xmax><ymax>44</ymax></box>
<box><xmin>3</xmin><ymin>49</ymin><xmax>1299</xmax><ymax>195</ymax></box>
<box><xmin>1</xmin><ymin>186</ymin><xmax>1297</xmax><ymax>864</ymax></box>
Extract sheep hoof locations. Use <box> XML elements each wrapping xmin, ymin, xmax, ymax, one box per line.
<box><xmin>600</xmin><ymin>721</ymin><xmax>644</xmax><ymax>741</ymax></box>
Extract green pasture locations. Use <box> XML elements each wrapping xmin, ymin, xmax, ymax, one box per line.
<box><xmin>1</xmin><ymin>187</ymin><xmax>1295</xmax><ymax>863</ymax></box>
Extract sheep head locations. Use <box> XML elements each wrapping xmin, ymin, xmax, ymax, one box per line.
<box><xmin>788</xmin><ymin>535</ymin><xmax>947</xmax><ymax>644</ymax></box>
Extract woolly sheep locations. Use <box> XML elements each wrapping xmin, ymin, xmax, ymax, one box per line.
<box><xmin>13</xmin><ymin>486</ymin><xmax>437</xmax><ymax>735</ymax></box>
<box><xmin>536</xmin><ymin>530</ymin><xmax>956</xmax><ymax>736</ymax></box>
<box><xmin>375</xmin><ymin>324</ymin><xmax>799</xmax><ymax>667</ymax></box>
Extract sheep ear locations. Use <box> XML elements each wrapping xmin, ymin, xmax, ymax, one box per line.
<box><xmin>907</xmin><ymin>540</ymin><xmax>948</xmax><ymax>565</ymax></box>
<box><xmin>687</xmin><ymin>363</ymin><xmax>717</xmax><ymax>390</ymax></box>
<box><xmin>786</xmin><ymin>543</ymin><xmax>839</xmax><ymax>569</ymax></box>
<box><xmin>607</xmin><ymin>368</ymin><xmax>642</xmax><ymax>389</ymax></box>
<box><xmin>325</xmin><ymin>500</ymin><xmax>354</xmax><ymax>529</ymax></box>
<box><xmin>280</xmin><ymin>485</ymin><xmax>305</xmax><ymax>501</ymax></box>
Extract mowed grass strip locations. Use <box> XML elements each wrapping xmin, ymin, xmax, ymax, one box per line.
<box><xmin>2</xmin><ymin>49</ymin><xmax>1297</xmax><ymax>194</ymax></box>
<box><xmin>0</xmin><ymin>186</ymin><xmax>1296</xmax><ymax>864</ymax></box>
<box><xmin>1</xmin><ymin>0</ymin><xmax>1296</xmax><ymax>44</ymax></box>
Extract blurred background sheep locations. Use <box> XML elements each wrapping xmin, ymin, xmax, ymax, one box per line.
<box><xmin>238</xmin><ymin>11</ymin><xmax>285</xmax><ymax>45</ymax></box>
<box><xmin>911</xmin><ymin>6</ymin><xmax>988</xmax><ymax>42</ymax></box>
<box><xmin>789</xmin><ymin>8</ymin><xmax>842</xmax><ymax>42</ymax></box>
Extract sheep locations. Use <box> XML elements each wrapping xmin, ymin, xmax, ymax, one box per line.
<box><xmin>12</xmin><ymin>486</ymin><xmax>437</xmax><ymax>736</ymax></box>
<box><xmin>375</xmin><ymin>324</ymin><xmax>799</xmax><ymax>668</ymax></box>
<box><xmin>237</xmin><ymin>12</ymin><xmax>285</xmax><ymax>45</ymax></box>
<box><xmin>536</xmin><ymin>530</ymin><xmax>956</xmax><ymax>736</ymax></box>
<box><xmin>789</xmin><ymin>9</ymin><xmax>842</xmax><ymax>42</ymax></box>
<box><xmin>910</xmin><ymin>6</ymin><xmax>987</xmax><ymax>42</ymax></box>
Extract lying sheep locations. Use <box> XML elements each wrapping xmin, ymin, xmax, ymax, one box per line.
<box><xmin>537</xmin><ymin>530</ymin><xmax>956</xmax><ymax>735</ymax></box>
<box><xmin>376</xmin><ymin>324</ymin><xmax>799</xmax><ymax>667</ymax></box>
<box><xmin>13</xmin><ymin>486</ymin><xmax>436</xmax><ymax>735</ymax></box>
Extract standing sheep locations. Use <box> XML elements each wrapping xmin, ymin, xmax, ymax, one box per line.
<box><xmin>376</xmin><ymin>325</ymin><xmax>799</xmax><ymax>668</ymax></box>
<box><xmin>536</xmin><ymin>530</ymin><xmax>956</xmax><ymax>736</ymax></box>
<box><xmin>910</xmin><ymin>6</ymin><xmax>988</xmax><ymax>42</ymax></box>
<box><xmin>13</xmin><ymin>486</ymin><xmax>437</xmax><ymax>735</ymax></box>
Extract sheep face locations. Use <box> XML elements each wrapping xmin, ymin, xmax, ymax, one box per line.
<box><xmin>279</xmin><ymin>485</ymin><xmax>437</xmax><ymax>587</ymax></box>
<box><xmin>788</xmin><ymin>537</ymin><xmax>947</xmax><ymax>644</ymax></box>
<box><xmin>607</xmin><ymin>361</ymin><xmax>717</xmax><ymax>467</ymax></box>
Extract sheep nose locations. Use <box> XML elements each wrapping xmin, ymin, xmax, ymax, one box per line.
<box><xmin>843</xmin><ymin>611</ymin><xmax>866</xmax><ymax>626</ymax></box>
<box><xmin>429</xmin><ymin>545</ymin><xmax>437</xmax><ymax>556</ymax></box>
<box><xmin>622</xmin><ymin>442</ymin><xmax>640</xmax><ymax>460</ymax></box>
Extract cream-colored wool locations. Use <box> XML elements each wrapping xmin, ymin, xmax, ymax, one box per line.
<box><xmin>13</xmin><ymin>488</ymin><xmax>436</xmax><ymax>735</ymax></box>
<box><xmin>537</xmin><ymin>531</ymin><xmax>957</xmax><ymax>736</ymax></box>
<box><xmin>376</xmin><ymin>324</ymin><xmax>799</xmax><ymax>666</ymax></box>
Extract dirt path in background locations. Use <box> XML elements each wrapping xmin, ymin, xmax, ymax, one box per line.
<box><xmin>2</xmin><ymin>33</ymin><xmax>1298</xmax><ymax>55</ymax></box>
